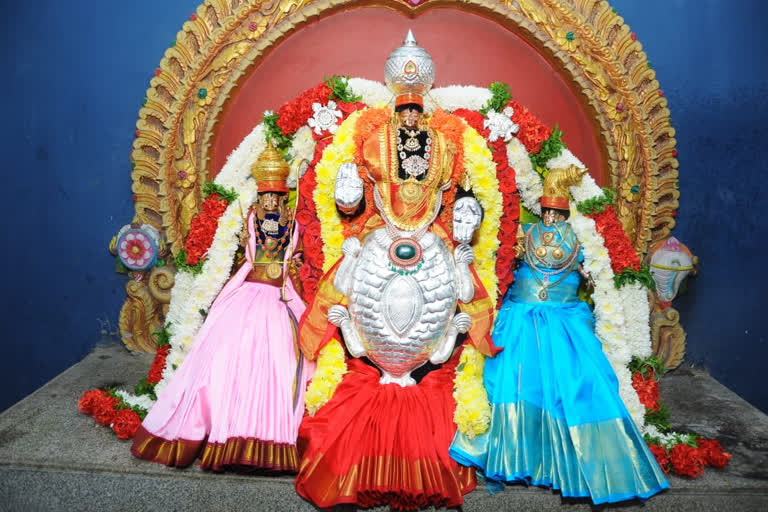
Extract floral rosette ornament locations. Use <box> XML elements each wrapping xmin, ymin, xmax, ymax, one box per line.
<box><xmin>116</xmin><ymin>227</ymin><xmax>158</xmax><ymax>271</ymax></box>
<box><xmin>111</xmin><ymin>223</ymin><xmax>162</xmax><ymax>272</ymax></box>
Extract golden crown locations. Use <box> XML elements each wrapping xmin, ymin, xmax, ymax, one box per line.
<box><xmin>251</xmin><ymin>141</ymin><xmax>290</xmax><ymax>193</ymax></box>
<box><xmin>541</xmin><ymin>165</ymin><xmax>588</xmax><ymax>210</ymax></box>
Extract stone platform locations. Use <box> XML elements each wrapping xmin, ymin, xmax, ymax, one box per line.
<box><xmin>1</xmin><ymin>342</ymin><xmax>767</xmax><ymax>511</ymax></box>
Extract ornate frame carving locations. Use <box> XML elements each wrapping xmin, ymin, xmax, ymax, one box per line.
<box><xmin>131</xmin><ymin>0</ymin><xmax>678</xmax><ymax>257</ymax></box>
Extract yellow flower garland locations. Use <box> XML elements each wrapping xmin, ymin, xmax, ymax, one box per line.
<box><xmin>304</xmin><ymin>339</ymin><xmax>347</xmax><ymax>416</ymax></box>
<box><xmin>461</xmin><ymin>123</ymin><xmax>502</xmax><ymax>308</ymax></box>
<box><xmin>453</xmin><ymin>344</ymin><xmax>491</xmax><ymax>438</ymax></box>
<box><xmin>314</xmin><ymin>111</ymin><xmax>362</xmax><ymax>271</ymax></box>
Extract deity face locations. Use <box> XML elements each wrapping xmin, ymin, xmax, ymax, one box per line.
<box><xmin>259</xmin><ymin>192</ymin><xmax>281</xmax><ymax>212</ymax></box>
<box><xmin>542</xmin><ymin>208</ymin><xmax>566</xmax><ymax>226</ymax></box>
<box><xmin>399</xmin><ymin>108</ymin><xmax>421</xmax><ymax>129</ymax></box>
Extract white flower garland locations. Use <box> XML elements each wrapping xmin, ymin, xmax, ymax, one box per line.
<box><xmin>128</xmin><ymin>80</ymin><xmax>653</xmax><ymax>429</ymax></box>
<box><xmin>427</xmin><ymin>85</ymin><xmax>491</xmax><ymax>112</ymax></box>
<box><xmin>508</xmin><ymin>137</ymin><xmax>542</xmax><ymax>215</ymax></box>
<box><xmin>287</xmin><ymin>125</ymin><xmax>314</xmax><ymax>188</ymax></box>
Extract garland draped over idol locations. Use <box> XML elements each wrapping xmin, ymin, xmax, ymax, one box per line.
<box><xmin>80</xmin><ymin>77</ymin><xmax>729</xmax><ymax>474</ymax></box>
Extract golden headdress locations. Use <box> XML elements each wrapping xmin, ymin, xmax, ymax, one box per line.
<box><xmin>251</xmin><ymin>141</ymin><xmax>290</xmax><ymax>193</ymax></box>
<box><xmin>541</xmin><ymin>165</ymin><xmax>588</xmax><ymax>210</ymax></box>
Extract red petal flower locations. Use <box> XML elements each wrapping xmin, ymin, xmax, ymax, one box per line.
<box><xmin>697</xmin><ymin>438</ymin><xmax>732</xmax><ymax>469</ymax></box>
<box><xmin>669</xmin><ymin>443</ymin><xmax>706</xmax><ymax>478</ymax></box>
<box><xmin>92</xmin><ymin>395</ymin><xmax>120</xmax><ymax>427</ymax></box>
<box><xmin>111</xmin><ymin>409</ymin><xmax>142</xmax><ymax>439</ymax></box>
<box><xmin>77</xmin><ymin>389</ymin><xmax>110</xmax><ymax>415</ymax></box>
<box><xmin>648</xmin><ymin>444</ymin><xmax>670</xmax><ymax>474</ymax></box>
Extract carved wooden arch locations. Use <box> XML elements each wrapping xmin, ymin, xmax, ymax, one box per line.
<box><xmin>131</xmin><ymin>0</ymin><xmax>678</xmax><ymax>259</ymax></box>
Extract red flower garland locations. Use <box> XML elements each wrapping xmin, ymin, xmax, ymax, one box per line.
<box><xmin>146</xmin><ymin>344</ymin><xmax>170</xmax><ymax>385</ymax></box>
<box><xmin>276</xmin><ymin>82</ymin><xmax>333</xmax><ymax>135</ymax></box>
<box><xmin>508</xmin><ymin>100</ymin><xmax>552</xmax><ymax>154</ymax></box>
<box><xmin>696</xmin><ymin>438</ymin><xmax>732</xmax><ymax>468</ymax></box>
<box><xmin>184</xmin><ymin>194</ymin><xmax>229</xmax><ymax>266</ymax></box>
<box><xmin>91</xmin><ymin>394</ymin><xmax>120</xmax><ymax>427</ymax></box>
<box><xmin>587</xmin><ymin>205</ymin><xmax>641</xmax><ymax>273</ymax></box>
<box><xmin>453</xmin><ymin>107</ymin><xmax>520</xmax><ymax>301</ymax></box>
<box><xmin>284</xmin><ymin>83</ymin><xmax>366</xmax><ymax>301</ymax></box>
<box><xmin>648</xmin><ymin>444</ymin><xmax>670</xmax><ymax>474</ymax></box>
<box><xmin>77</xmin><ymin>389</ymin><xmax>110</xmax><ymax>415</ymax></box>
<box><xmin>669</xmin><ymin>444</ymin><xmax>706</xmax><ymax>478</ymax></box>
<box><xmin>111</xmin><ymin>409</ymin><xmax>142</xmax><ymax>439</ymax></box>
<box><xmin>632</xmin><ymin>370</ymin><xmax>661</xmax><ymax>412</ymax></box>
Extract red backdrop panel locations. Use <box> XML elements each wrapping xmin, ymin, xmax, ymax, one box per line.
<box><xmin>211</xmin><ymin>6</ymin><xmax>605</xmax><ymax>185</ymax></box>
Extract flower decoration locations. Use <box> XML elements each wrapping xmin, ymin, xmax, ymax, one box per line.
<box><xmin>604</xmin><ymin>93</ymin><xmax>629</xmax><ymax>122</ymax></box>
<box><xmin>483</xmin><ymin>109</ymin><xmax>519</xmax><ymax>143</ymax></box>
<box><xmin>307</xmin><ymin>101</ymin><xmax>343</xmax><ymax>135</ymax></box>
<box><xmin>453</xmin><ymin>344</ymin><xmax>490</xmax><ymax>437</ymax></box>
<box><xmin>304</xmin><ymin>339</ymin><xmax>347</xmax><ymax>415</ymax></box>
<box><xmin>111</xmin><ymin>409</ymin><xmax>142</xmax><ymax>439</ymax></box>
<box><xmin>669</xmin><ymin>444</ymin><xmax>706</xmax><ymax>478</ymax></box>
<box><xmin>104</xmin><ymin>78</ymin><xmax>728</xmax><ymax>479</ymax></box>
<box><xmin>509</xmin><ymin>100</ymin><xmax>552</xmax><ymax>154</ymax></box>
<box><xmin>621</xmin><ymin>175</ymin><xmax>642</xmax><ymax>202</ymax></box>
<box><xmin>632</xmin><ymin>369</ymin><xmax>660</xmax><ymax>412</ymax></box>
<box><xmin>180</xmin><ymin>194</ymin><xmax>229</xmax><ymax>268</ymax></box>
<box><xmin>648</xmin><ymin>444</ymin><xmax>670</xmax><ymax>473</ymax></box>
<box><xmin>697</xmin><ymin>438</ymin><xmax>732</xmax><ymax>468</ymax></box>
<box><xmin>176</xmin><ymin>164</ymin><xmax>197</xmax><ymax>189</ymax></box>
<box><xmin>117</xmin><ymin>228</ymin><xmax>158</xmax><ymax>271</ymax></box>
<box><xmin>556</xmin><ymin>28</ymin><xmax>579</xmax><ymax>52</ymax></box>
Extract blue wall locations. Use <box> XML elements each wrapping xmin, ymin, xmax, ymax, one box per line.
<box><xmin>2</xmin><ymin>1</ymin><xmax>766</xmax><ymax>413</ymax></box>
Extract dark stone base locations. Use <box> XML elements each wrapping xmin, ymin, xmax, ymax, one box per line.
<box><xmin>1</xmin><ymin>342</ymin><xmax>766</xmax><ymax>511</ymax></box>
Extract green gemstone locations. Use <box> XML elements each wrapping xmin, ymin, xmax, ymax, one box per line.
<box><xmin>395</xmin><ymin>243</ymin><xmax>416</xmax><ymax>260</ymax></box>
<box><xmin>630</xmin><ymin>185</ymin><xmax>640</xmax><ymax>194</ymax></box>
<box><xmin>197</xmin><ymin>88</ymin><xmax>208</xmax><ymax>99</ymax></box>
<box><xmin>565</xmin><ymin>31</ymin><xmax>575</xmax><ymax>42</ymax></box>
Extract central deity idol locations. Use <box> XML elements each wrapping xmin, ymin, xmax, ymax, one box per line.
<box><xmin>326</xmin><ymin>31</ymin><xmax>482</xmax><ymax>386</ymax></box>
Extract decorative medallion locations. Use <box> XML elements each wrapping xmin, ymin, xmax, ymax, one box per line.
<box><xmin>307</xmin><ymin>101</ymin><xmax>343</xmax><ymax>135</ymax></box>
<box><xmin>398</xmin><ymin>181</ymin><xmax>422</xmax><ymax>203</ymax></box>
<box><xmin>388</xmin><ymin>237</ymin><xmax>424</xmax><ymax>268</ymax></box>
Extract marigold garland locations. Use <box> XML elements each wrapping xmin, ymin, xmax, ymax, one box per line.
<box><xmin>304</xmin><ymin>339</ymin><xmax>347</xmax><ymax>416</ymax></box>
<box><xmin>453</xmin><ymin>344</ymin><xmax>491</xmax><ymax>437</ymax></box>
<box><xmin>314</xmin><ymin>111</ymin><xmax>364</xmax><ymax>270</ymax></box>
<box><xmin>461</xmin><ymin>124</ymin><xmax>502</xmax><ymax>307</ymax></box>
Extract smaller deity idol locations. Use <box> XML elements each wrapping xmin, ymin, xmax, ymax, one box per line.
<box><xmin>131</xmin><ymin>143</ymin><xmax>313</xmax><ymax>471</ymax></box>
<box><xmin>449</xmin><ymin>167</ymin><xmax>669</xmax><ymax>504</ymax></box>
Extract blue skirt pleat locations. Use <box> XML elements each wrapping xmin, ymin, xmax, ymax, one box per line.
<box><xmin>450</xmin><ymin>300</ymin><xmax>669</xmax><ymax>504</ymax></box>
